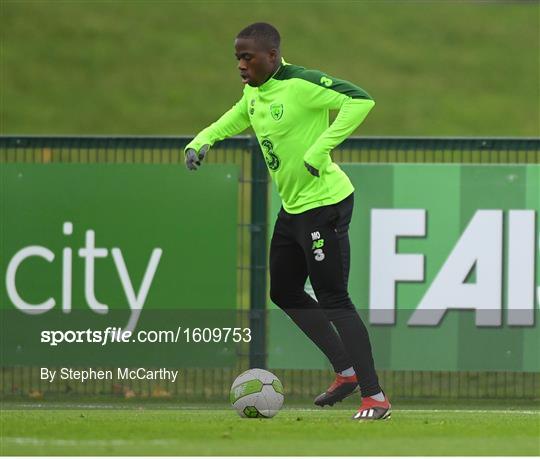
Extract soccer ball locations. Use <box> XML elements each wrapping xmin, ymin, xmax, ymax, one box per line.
<box><xmin>230</xmin><ymin>368</ymin><xmax>284</xmax><ymax>418</ymax></box>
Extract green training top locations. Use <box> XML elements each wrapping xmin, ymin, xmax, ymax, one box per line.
<box><xmin>185</xmin><ymin>59</ymin><xmax>375</xmax><ymax>214</ymax></box>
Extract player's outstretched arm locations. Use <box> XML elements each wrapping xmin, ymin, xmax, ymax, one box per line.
<box><xmin>184</xmin><ymin>93</ymin><xmax>250</xmax><ymax>171</ymax></box>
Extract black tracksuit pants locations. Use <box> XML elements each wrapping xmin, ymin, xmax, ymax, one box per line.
<box><xmin>269</xmin><ymin>193</ymin><xmax>381</xmax><ymax>397</ymax></box>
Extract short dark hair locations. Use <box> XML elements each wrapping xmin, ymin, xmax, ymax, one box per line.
<box><xmin>236</xmin><ymin>22</ymin><xmax>281</xmax><ymax>50</ymax></box>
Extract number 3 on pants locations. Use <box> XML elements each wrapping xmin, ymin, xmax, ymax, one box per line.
<box><xmin>311</xmin><ymin>234</ymin><xmax>326</xmax><ymax>261</ymax></box>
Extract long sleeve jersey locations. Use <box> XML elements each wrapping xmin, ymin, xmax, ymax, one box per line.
<box><xmin>185</xmin><ymin>59</ymin><xmax>375</xmax><ymax>214</ymax></box>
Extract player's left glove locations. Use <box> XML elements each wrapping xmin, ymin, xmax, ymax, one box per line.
<box><xmin>304</xmin><ymin>161</ymin><xmax>320</xmax><ymax>177</ymax></box>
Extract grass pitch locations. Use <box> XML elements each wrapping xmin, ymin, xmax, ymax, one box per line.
<box><xmin>1</xmin><ymin>402</ymin><xmax>539</xmax><ymax>456</ymax></box>
<box><xmin>3</xmin><ymin>1</ymin><xmax>539</xmax><ymax>136</ymax></box>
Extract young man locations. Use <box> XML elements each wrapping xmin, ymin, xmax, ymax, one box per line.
<box><xmin>185</xmin><ymin>22</ymin><xmax>390</xmax><ymax>420</ymax></box>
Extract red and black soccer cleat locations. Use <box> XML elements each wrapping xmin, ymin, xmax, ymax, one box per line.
<box><xmin>352</xmin><ymin>395</ymin><xmax>392</xmax><ymax>420</ymax></box>
<box><xmin>314</xmin><ymin>374</ymin><xmax>358</xmax><ymax>407</ymax></box>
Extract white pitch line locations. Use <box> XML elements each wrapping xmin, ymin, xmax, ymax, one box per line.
<box><xmin>0</xmin><ymin>404</ymin><xmax>217</xmax><ymax>410</ymax></box>
<box><xmin>1</xmin><ymin>403</ymin><xmax>120</xmax><ymax>409</ymax></box>
<box><xmin>3</xmin><ymin>405</ymin><xmax>539</xmax><ymax>415</ymax></box>
<box><xmin>400</xmin><ymin>409</ymin><xmax>539</xmax><ymax>415</ymax></box>
<box><xmin>290</xmin><ymin>408</ymin><xmax>539</xmax><ymax>415</ymax></box>
<box><xmin>2</xmin><ymin>437</ymin><xmax>173</xmax><ymax>447</ymax></box>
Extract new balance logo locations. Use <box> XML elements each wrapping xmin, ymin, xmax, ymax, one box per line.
<box><xmin>310</xmin><ymin>231</ymin><xmax>325</xmax><ymax>261</ymax></box>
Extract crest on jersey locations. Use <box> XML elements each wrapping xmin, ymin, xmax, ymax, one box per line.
<box><xmin>270</xmin><ymin>103</ymin><xmax>284</xmax><ymax>121</ymax></box>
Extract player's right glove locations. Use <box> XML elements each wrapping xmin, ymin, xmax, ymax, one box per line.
<box><xmin>185</xmin><ymin>144</ymin><xmax>210</xmax><ymax>171</ymax></box>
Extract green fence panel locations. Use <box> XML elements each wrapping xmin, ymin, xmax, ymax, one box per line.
<box><xmin>268</xmin><ymin>164</ymin><xmax>540</xmax><ymax>372</ymax></box>
<box><xmin>1</xmin><ymin>136</ymin><xmax>539</xmax><ymax>400</ymax></box>
<box><xmin>1</xmin><ymin>163</ymin><xmax>239</xmax><ymax>368</ymax></box>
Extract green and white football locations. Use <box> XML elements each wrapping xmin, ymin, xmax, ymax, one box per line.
<box><xmin>230</xmin><ymin>369</ymin><xmax>284</xmax><ymax>418</ymax></box>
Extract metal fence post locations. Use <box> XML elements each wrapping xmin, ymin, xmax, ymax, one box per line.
<box><xmin>249</xmin><ymin>136</ymin><xmax>268</xmax><ymax>368</ymax></box>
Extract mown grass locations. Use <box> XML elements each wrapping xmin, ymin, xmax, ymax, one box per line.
<box><xmin>1</xmin><ymin>405</ymin><xmax>539</xmax><ymax>456</ymax></box>
<box><xmin>2</xmin><ymin>1</ymin><xmax>538</xmax><ymax>136</ymax></box>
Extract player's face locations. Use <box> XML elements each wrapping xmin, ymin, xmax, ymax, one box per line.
<box><xmin>234</xmin><ymin>38</ymin><xmax>279</xmax><ymax>87</ymax></box>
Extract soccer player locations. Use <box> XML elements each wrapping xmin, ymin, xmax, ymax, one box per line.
<box><xmin>185</xmin><ymin>22</ymin><xmax>391</xmax><ymax>420</ymax></box>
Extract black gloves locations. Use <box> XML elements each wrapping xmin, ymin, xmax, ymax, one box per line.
<box><xmin>185</xmin><ymin>144</ymin><xmax>210</xmax><ymax>171</ymax></box>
